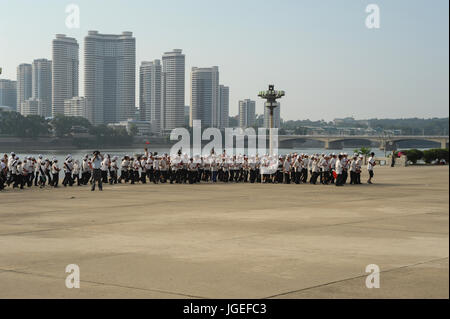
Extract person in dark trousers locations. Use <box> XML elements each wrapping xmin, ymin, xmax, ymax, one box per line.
<box><xmin>91</xmin><ymin>151</ymin><xmax>103</xmax><ymax>191</ymax></box>
<box><xmin>335</xmin><ymin>154</ymin><xmax>344</xmax><ymax>186</ymax></box>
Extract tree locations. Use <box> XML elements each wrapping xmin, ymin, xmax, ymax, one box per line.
<box><xmin>423</xmin><ymin>148</ymin><xmax>449</xmax><ymax>164</ymax></box>
<box><xmin>354</xmin><ymin>147</ymin><xmax>372</xmax><ymax>156</ymax></box>
<box><xmin>402</xmin><ymin>149</ymin><xmax>424</xmax><ymax>164</ymax></box>
<box><xmin>129</xmin><ymin>124</ymin><xmax>139</xmax><ymax>136</ymax></box>
<box><xmin>50</xmin><ymin>114</ymin><xmax>91</xmax><ymax>137</ymax></box>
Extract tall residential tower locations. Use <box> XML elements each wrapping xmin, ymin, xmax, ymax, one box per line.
<box><xmin>32</xmin><ymin>58</ymin><xmax>52</xmax><ymax>118</ymax></box>
<box><xmin>239</xmin><ymin>99</ymin><xmax>256</xmax><ymax>128</ymax></box>
<box><xmin>52</xmin><ymin>34</ymin><xmax>79</xmax><ymax>117</ymax></box>
<box><xmin>139</xmin><ymin>60</ymin><xmax>162</xmax><ymax>133</ymax></box>
<box><xmin>16</xmin><ymin>63</ymin><xmax>32</xmax><ymax>114</ymax></box>
<box><xmin>161</xmin><ymin>49</ymin><xmax>185</xmax><ymax>132</ymax></box>
<box><xmin>0</xmin><ymin>79</ymin><xmax>17</xmax><ymax>111</ymax></box>
<box><xmin>219</xmin><ymin>85</ymin><xmax>229</xmax><ymax>129</ymax></box>
<box><xmin>84</xmin><ymin>31</ymin><xmax>136</xmax><ymax>125</ymax></box>
<box><xmin>190</xmin><ymin>66</ymin><xmax>219</xmax><ymax>128</ymax></box>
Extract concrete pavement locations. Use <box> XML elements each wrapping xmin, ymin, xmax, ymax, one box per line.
<box><xmin>0</xmin><ymin>166</ymin><xmax>448</xmax><ymax>298</ymax></box>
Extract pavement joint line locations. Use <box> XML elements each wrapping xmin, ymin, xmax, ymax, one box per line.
<box><xmin>0</xmin><ymin>268</ymin><xmax>207</xmax><ymax>299</ymax></box>
<box><xmin>263</xmin><ymin>256</ymin><xmax>450</xmax><ymax>299</ymax></box>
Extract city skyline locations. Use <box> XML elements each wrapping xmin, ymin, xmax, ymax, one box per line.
<box><xmin>0</xmin><ymin>0</ymin><xmax>448</xmax><ymax>121</ymax></box>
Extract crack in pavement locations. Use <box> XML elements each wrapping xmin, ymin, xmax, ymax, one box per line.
<box><xmin>263</xmin><ymin>256</ymin><xmax>449</xmax><ymax>299</ymax></box>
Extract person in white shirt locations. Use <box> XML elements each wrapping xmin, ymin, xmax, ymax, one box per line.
<box><xmin>51</xmin><ymin>158</ymin><xmax>61</xmax><ymax>188</ymax></box>
<box><xmin>152</xmin><ymin>156</ymin><xmax>160</xmax><ymax>184</ymax></box>
<box><xmin>335</xmin><ymin>154</ymin><xmax>344</xmax><ymax>186</ymax></box>
<box><xmin>72</xmin><ymin>160</ymin><xmax>81</xmax><ymax>186</ymax></box>
<box><xmin>188</xmin><ymin>158</ymin><xmax>198</xmax><ymax>184</ymax></box>
<box><xmin>110</xmin><ymin>157</ymin><xmax>119</xmax><ymax>185</ymax></box>
<box><xmin>329</xmin><ymin>154</ymin><xmax>337</xmax><ymax>184</ymax></box>
<box><xmin>101</xmin><ymin>155</ymin><xmax>110</xmax><ymax>184</ymax></box>
<box><xmin>118</xmin><ymin>156</ymin><xmax>130</xmax><ymax>184</ymax></box>
<box><xmin>62</xmin><ymin>156</ymin><xmax>74</xmax><ymax>187</ymax></box>
<box><xmin>283</xmin><ymin>156</ymin><xmax>291</xmax><ymax>184</ymax></box>
<box><xmin>355</xmin><ymin>155</ymin><xmax>363</xmax><ymax>184</ymax></box>
<box><xmin>34</xmin><ymin>155</ymin><xmax>43</xmax><ymax>187</ymax></box>
<box><xmin>367</xmin><ymin>152</ymin><xmax>376</xmax><ymax>184</ymax></box>
<box><xmin>81</xmin><ymin>155</ymin><xmax>91</xmax><ymax>185</ymax></box>
<box><xmin>301</xmin><ymin>155</ymin><xmax>309</xmax><ymax>183</ymax></box>
<box><xmin>310</xmin><ymin>156</ymin><xmax>320</xmax><ymax>184</ymax></box>
<box><xmin>90</xmin><ymin>151</ymin><xmax>103</xmax><ymax>191</ymax></box>
<box><xmin>349</xmin><ymin>155</ymin><xmax>358</xmax><ymax>184</ymax></box>
<box><xmin>11</xmin><ymin>156</ymin><xmax>20</xmax><ymax>188</ymax></box>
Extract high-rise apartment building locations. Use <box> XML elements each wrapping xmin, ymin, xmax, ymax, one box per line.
<box><xmin>84</xmin><ymin>31</ymin><xmax>136</xmax><ymax>125</ymax></box>
<box><xmin>140</xmin><ymin>60</ymin><xmax>162</xmax><ymax>133</ymax></box>
<box><xmin>0</xmin><ymin>79</ymin><xmax>17</xmax><ymax>111</ymax></box>
<box><xmin>239</xmin><ymin>99</ymin><xmax>256</xmax><ymax>128</ymax></box>
<box><xmin>219</xmin><ymin>85</ymin><xmax>229</xmax><ymax>129</ymax></box>
<box><xmin>161</xmin><ymin>49</ymin><xmax>185</xmax><ymax>132</ymax></box>
<box><xmin>16</xmin><ymin>63</ymin><xmax>32</xmax><ymax>115</ymax></box>
<box><xmin>52</xmin><ymin>34</ymin><xmax>79</xmax><ymax>117</ymax></box>
<box><xmin>32</xmin><ymin>59</ymin><xmax>52</xmax><ymax>118</ymax></box>
<box><xmin>190</xmin><ymin>66</ymin><xmax>219</xmax><ymax>128</ymax></box>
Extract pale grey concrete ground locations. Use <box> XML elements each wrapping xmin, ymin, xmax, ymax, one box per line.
<box><xmin>0</xmin><ymin>166</ymin><xmax>448</xmax><ymax>298</ymax></box>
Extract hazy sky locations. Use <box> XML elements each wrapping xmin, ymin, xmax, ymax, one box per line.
<box><xmin>0</xmin><ymin>0</ymin><xmax>448</xmax><ymax>121</ymax></box>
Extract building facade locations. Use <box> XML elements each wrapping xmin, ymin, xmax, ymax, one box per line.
<box><xmin>21</xmin><ymin>98</ymin><xmax>42</xmax><ymax>117</ymax></box>
<box><xmin>0</xmin><ymin>79</ymin><xmax>17</xmax><ymax>111</ymax></box>
<box><xmin>161</xmin><ymin>49</ymin><xmax>185</xmax><ymax>132</ymax></box>
<box><xmin>32</xmin><ymin>58</ymin><xmax>52</xmax><ymax>118</ymax></box>
<box><xmin>64</xmin><ymin>97</ymin><xmax>90</xmax><ymax>119</ymax></box>
<box><xmin>16</xmin><ymin>63</ymin><xmax>32</xmax><ymax>115</ymax></box>
<box><xmin>264</xmin><ymin>102</ymin><xmax>280</xmax><ymax>128</ymax></box>
<box><xmin>139</xmin><ymin>60</ymin><xmax>162</xmax><ymax>133</ymax></box>
<box><xmin>190</xmin><ymin>66</ymin><xmax>219</xmax><ymax>128</ymax></box>
<box><xmin>84</xmin><ymin>31</ymin><xmax>136</xmax><ymax>125</ymax></box>
<box><xmin>219</xmin><ymin>85</ymin><xmax>229</xmax><ymax>129</ymax></box>
<box><xmin>238</xmin><ymin>99</ymin><xmax>256</xmax><ymax>128</ymax></box>
<box><xmin>52</xmin><ymin>34</ymin><xmax>79</xmax><ymax>117</ymax></box>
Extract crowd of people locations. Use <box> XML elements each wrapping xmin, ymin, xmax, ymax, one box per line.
<box><xmin>0</xmin><ymin>148</ymin><xmax>377</xmax><ymax>192</ymax></box>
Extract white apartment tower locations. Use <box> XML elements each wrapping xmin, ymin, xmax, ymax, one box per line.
<box><xmin>140</xmin><ymin>60</ymin><xmax>162</xmax><ymax>133</ymax></box>
<box><xmin>219</xmin><ymin>85</ymin><xmax>229</xmax><ymax>129</ymax></box>
<box><xmin>264</xmin><ymin>102</ymin><xmax>281</xmax><ymax>128</ymax></box>
<box><xmin>52</xmin><ymin>34</ymin><xmax>79</xmax><ymax>117</ymax></box>
<box><xmin>161</xmin><ymin>49</ymin><xmax>185</xmax><ymax>132</ymax></box>
<box><xmin>32</xmin><ymin>58</ymin><xmax>52</xmax><ymax>118</ymax></box>
<box><xmin>84</xmin><ymin>31</ymin><xmax>136</xmax><ymax>125</ymax></box>
<box><xmin>190</xmin><ymin>66</ymin><xmax>219</xmax><ymax>128</ymax></box>
<box><xmin>239</xmin><ymin>99</ymin><xmax>256</xmax><ymax>128</ymax></box>
<box><xmin>16</xmin><ymin>63</ymin><xmax>32</xmax><ymax>115</ymax></box>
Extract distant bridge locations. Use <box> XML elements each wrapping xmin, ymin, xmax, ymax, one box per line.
<box><xmin>277</xmin><ymin>135</ymin><xmax>449</xmax><ymax>149</ymax></box>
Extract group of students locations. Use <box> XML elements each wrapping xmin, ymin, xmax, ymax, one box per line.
<box><xmin>0</xmin><ymin>149</ymin><xmax>376</xmax><ymax>191</ymax></box>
